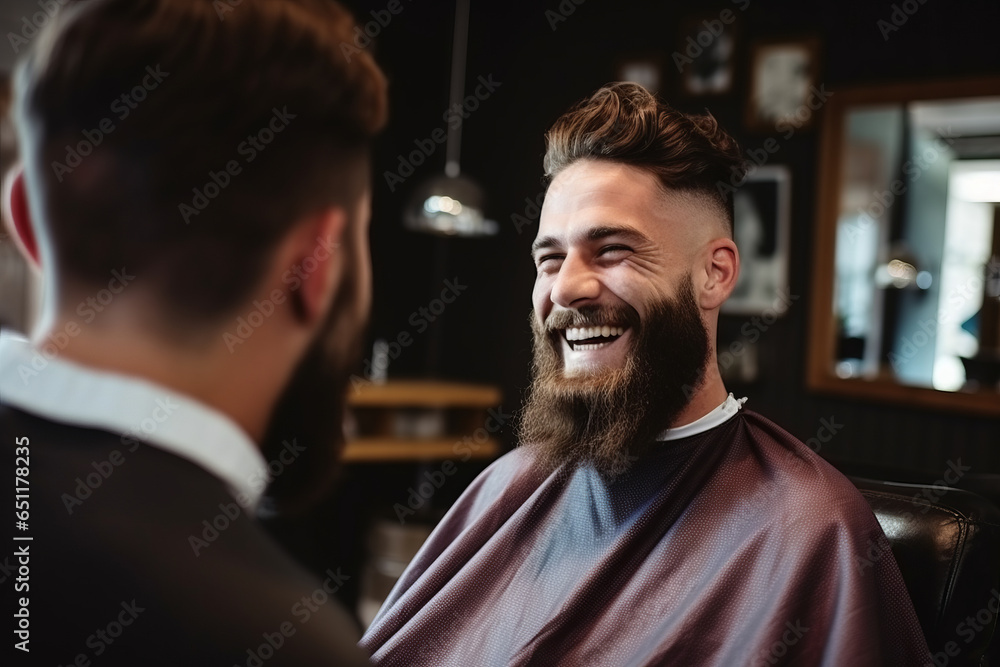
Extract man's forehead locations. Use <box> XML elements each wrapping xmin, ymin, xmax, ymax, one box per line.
<box><xmin>536</xmin><ymin>166</ymin><xmax>671</xmax><ymax>246</ymax></box>
<box><xmin>537</xmin><ymin>162</ymin><xmax>725</xmax><ymax>249</ymax></box>
<box><xmin>544</xmin><ymin>161</ymin><xmax>661</xmax><ymax>210</ymax></box>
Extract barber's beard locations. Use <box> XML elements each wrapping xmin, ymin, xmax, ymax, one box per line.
<box><xmin>518</xmin><ymin>276</ymin><xmax>711</xmax><ymax>479</ymax></box>
<box><xmin>259</xmin><ymin>243</ymin><xmax>366</xmax><ymax>515</ymax></box>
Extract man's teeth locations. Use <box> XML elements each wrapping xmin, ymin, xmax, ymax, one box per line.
<box><xmin>564</xmin><ymin>326</ymin><xmax>626</xmax><ymax>341</ymax></box>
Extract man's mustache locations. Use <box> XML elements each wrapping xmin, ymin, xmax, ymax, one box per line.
<box><xmin>544</xmin><ymin>303</ymin><xmax>642</xmax><ymax>334</ymax></box>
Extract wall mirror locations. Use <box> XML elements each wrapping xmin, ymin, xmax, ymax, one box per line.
<box><xmin>808</xmin><ymin>76</ymin><xmax>1000</xmax><ymax>416</ymax></box>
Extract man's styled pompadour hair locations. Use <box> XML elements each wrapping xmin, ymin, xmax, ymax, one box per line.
<box><xmin>543</xmin><ymin>82</ymin><xmax>745</xmax><ymax>232</ymax></box>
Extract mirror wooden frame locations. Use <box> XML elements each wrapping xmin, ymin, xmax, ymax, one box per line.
<box><xmin>807</xmin><ymin>75</ymin><xmax>1000</xmax><ymax>417</ymax></box>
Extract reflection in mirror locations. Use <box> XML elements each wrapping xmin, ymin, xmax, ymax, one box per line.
<box><xmin>809</xmin><ymin>78</ymin><xmax>1000</xmax><ymax>415</ymax></box>
<box><xmin>833</xmin><ymin>97</ymin><xmax>1000</xmax><ymax>391</ymax></box>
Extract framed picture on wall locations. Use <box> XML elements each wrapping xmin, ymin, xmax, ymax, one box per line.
<box><xmin>745</xmin><ymin>37</ymin><xmax>822</xmax><ymax>132</ymax></box>
<box><xmin>616</xmin><ymin>57</ymin><xmax>663</xmax><ymax>94</ymax></box>
<box><xmin>722</xmin><ymin>165</ymin><xmax>792</xmax><ymax>315</ymax></box>
<box><xmin>674</xmin><ymin>13</ymin><xmax>738</xmax><ymax>96</ymax></box>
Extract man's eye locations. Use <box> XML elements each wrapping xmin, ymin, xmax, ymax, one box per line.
<box><xmin>536</xmin><ymin>254</ymin><xmax>565</xmax><ymax>267</ymax></box>
<box><xmin>598</xmin><ymin>245</ymin><xmax>631</xmax><ymax>257</ymax></box>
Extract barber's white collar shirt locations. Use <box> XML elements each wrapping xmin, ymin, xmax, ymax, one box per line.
<box><xmin>0</xmin><ymin>330</ymin><xmax>268</xmax><ymax>514</ymax></box>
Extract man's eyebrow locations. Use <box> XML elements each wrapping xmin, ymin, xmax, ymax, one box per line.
<box><xmin>585</xmin><ymin>225</ymin><xmax>652</xmax><ymax>246</ymax></box>
<box><xmin>531</xmin><ymin>235</ymin><xmax>560</xmax><ymax>256</ymax></box>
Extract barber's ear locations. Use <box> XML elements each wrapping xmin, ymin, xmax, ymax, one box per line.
<box><xmin>3</xmin><ymin>167</ymin><xmax>41</xmax><ymax>269</ymax></box>
<box><xmin>287</xmin><ymin>208</ymin><xmax>346</xmax><ymax>325</ymax></box>
<box><xmin>697</xmin><ymin>238</ymin><xmax>739</xmax><ymax>311</ymax></box>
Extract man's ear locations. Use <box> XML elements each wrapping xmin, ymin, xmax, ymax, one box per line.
<box><xmin>696</xmin><ymin>237</ymin><xmax>739</xmax><ymax>311</ymax></box>
<box><xmin>3</xmin><ymin>167</ymin><xmax>41</xmax><ymax>269</ymax></box>
<box><xmin>286</xmin><ymin>208</ymin><xmax>346</xmax><ymax>325</ymax></box>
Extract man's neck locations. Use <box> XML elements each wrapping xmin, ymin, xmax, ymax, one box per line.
<box><xmin>671</xmin><ymin>367</ymin><xmax>730</xmax><ymax>429</ymax></box>
<box><xmin>37</xmin><ymin>316</ymin><xmax>284</xmax><ymax>443</ymax></box>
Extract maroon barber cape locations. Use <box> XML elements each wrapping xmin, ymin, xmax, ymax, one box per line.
<box><xmin>361</xmin><ymin>409</ymin><xmax>930</xmax><ymax>666</ymax></box>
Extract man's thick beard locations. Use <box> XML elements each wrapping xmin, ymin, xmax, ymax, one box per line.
<box><xmin>258</xmin><ymin>248</ymin><xmax>365</xmax><ymax>515</ymax></box>
<box><xmin>518</xmin><ymin>275</ymin><xmax>711</xmax><ymax>480</ymax></box>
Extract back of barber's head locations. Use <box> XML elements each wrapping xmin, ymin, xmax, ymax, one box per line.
<box><xmin>14</xmin><ymin>0</ymin><xmax>388</xmax><ymax>335</ymax></box>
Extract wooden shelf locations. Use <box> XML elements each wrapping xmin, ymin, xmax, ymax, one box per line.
<box><xmin>342</xmin><ymin>437</ymin><xmax>501</xmax><ymax>462</ymax></box>
<box><xmin>344</xmin><ymin>380</ymin><xmax>504</xmax><ymax>462</ymax></box>
<box><xmin>348</xmin><ymin>380</ymin><xmax>502</xmax><ymax>408</ymax></box>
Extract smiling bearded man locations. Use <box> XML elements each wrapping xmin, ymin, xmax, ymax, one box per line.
<box><xmin>521</xmin><ymin>284</ymin><xmax>710</xmax><ymax>479</ymax></box>
<box><xmin>360</xmin><ymin>83</ymin><xmax>930</xmax><ymax>666</ymax></box>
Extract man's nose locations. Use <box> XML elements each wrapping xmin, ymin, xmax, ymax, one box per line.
<box><xmin>550</xmin><ymin>254</ymin><xmax>601</xmax><ymax>308</ymax></box>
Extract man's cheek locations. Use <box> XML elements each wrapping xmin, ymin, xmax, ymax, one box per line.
<box><xmin>532</xmin><ymin>270</ymin><xmax>560</xmax><ymax>307</ymax></box>
<box><xmin>538</xmin><ymin>325</ymin><xmax>562</xmax><ymax>357</ymax></box>
<box><xmin>552</xmin><ymin>334</ymin><xmax>568</xmax><ymax>362</ymax></box>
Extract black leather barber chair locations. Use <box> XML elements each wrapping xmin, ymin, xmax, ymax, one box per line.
<box><xmin>852</xmin><ymin>477</ymin><xmax>1000</xmax><ymax>666</ymax></box>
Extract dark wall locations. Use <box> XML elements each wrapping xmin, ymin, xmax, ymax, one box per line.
<box><xmin>343</xmin><ymin>0</ymin><xmax>1000</xmax><ymax>478</ymax></box>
